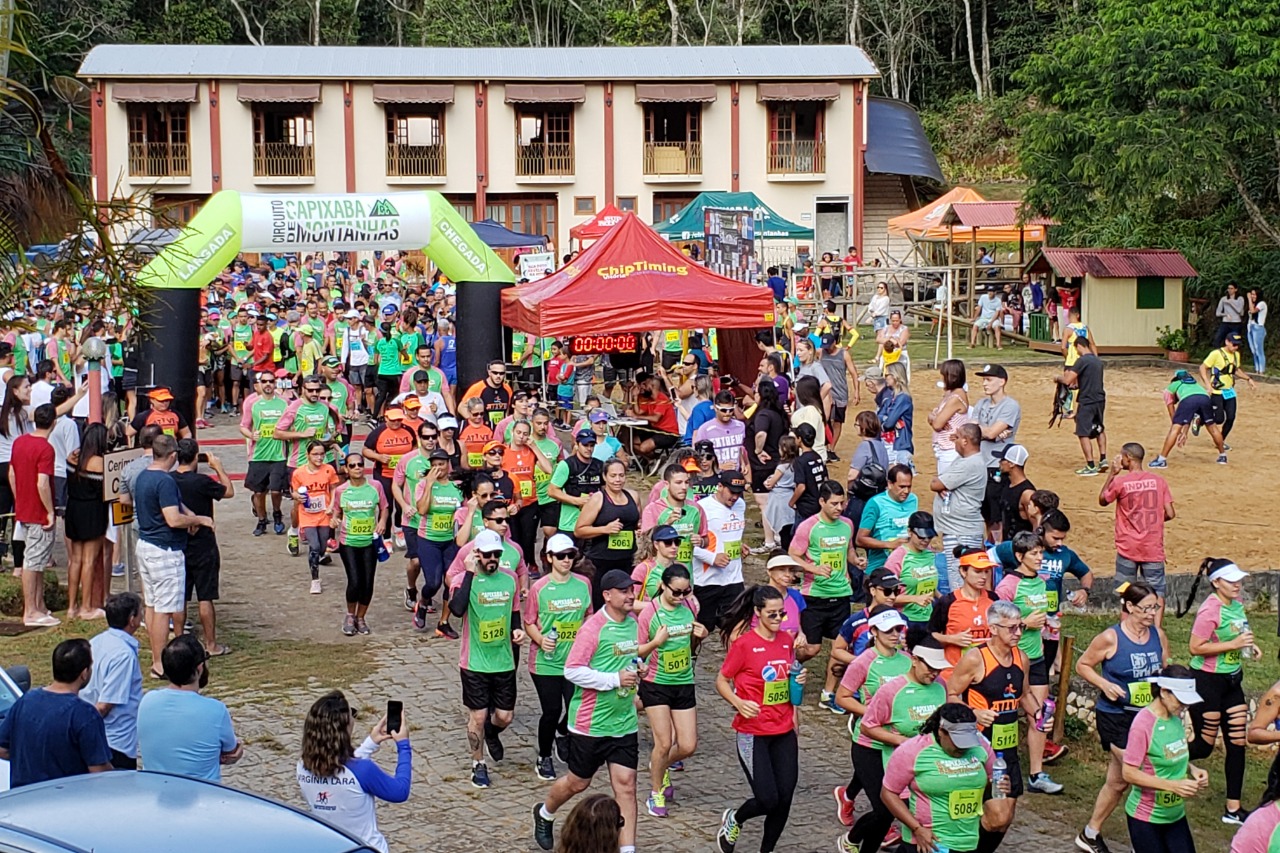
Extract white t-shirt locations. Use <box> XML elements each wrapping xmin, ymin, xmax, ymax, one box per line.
<box><xmin>390</xmin><ymin>390</ymin><xmax>448</xmax><ymax>422</ymax></box>
<box><xmin>72</xmin><ymin>358</ymin><xmax>114</xmax><ymax>419</ymax></box>
<box><xmin>48</xmin><ymin>416</ymin><xmax>81</xmax><ymax>478</ymax></box>
<box><xmin>347</xmin><ymin>326</ymin><xmax>371</xmax><ymax>367</ymax></box>
<box><xmin>695</xmin><ymin>494</ymin><xmax>746</xmax><ymax>587</ymax></box>
<box><xmin>29</xmin><ymin>380</ymin><xmax>54</xmax><ymax>412</ymax></box>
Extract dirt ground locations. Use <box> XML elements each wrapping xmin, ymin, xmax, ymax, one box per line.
<box><xmin>859</xmin><ymin>362</ymin><xmax>1280</xmax><ymax>574</ymax></box>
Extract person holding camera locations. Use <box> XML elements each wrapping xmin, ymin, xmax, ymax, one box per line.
<box><xmin>172</xmin><ymin>439</ymin><xmax>233</xmax><ymax>656</ymax></box>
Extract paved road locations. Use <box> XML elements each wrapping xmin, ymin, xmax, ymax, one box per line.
<box><xmin>161</xmin><ymin>414</ymin><xmax>1071</xmax><ymax>852</ymax></box>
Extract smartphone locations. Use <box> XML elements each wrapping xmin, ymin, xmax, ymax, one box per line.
<box><xmin>197</xmin><ymin>452</ymin><xmax>209</xmax><ymax>463</ymax></box>
<box><xmin>386</xmin><ymin>700</ymin><xmax>403</xmax><ymax>735</ymax></box>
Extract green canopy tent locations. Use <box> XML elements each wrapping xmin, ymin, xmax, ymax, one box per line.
<box><xmin>654</xmin><ymin>191</ymin><xmax>814</xmax><ymax>240</ymax></box>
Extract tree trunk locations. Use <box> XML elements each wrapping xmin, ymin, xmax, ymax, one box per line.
<box><xmin>959</xmin><ymin>0</ymin><xmax>983</xmax><ymax>98</ymax></box>
<box><xmin>666</xmin><ymin>0</ymin><xmax>680</xmax><ymax>44</ymax></box>
<box><xmin>980</xmin><ymin>0</ymin><xmax>991</xmax><ymax>97</ymax></box>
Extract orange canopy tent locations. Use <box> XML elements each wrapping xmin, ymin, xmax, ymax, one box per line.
<box><xmin>887</xmin><ymin>186</ymin><xmax>1048</xmax><ymax>242</ymax></box>
<box><xmin>501</xmin><ymin>212</ymin><xmax>775</xmax><ymax>338</ymax></box>
<box><xmin>569</xmin><ymin>204</ymin><xmax>628</xmax><ymax>243</ymax></box>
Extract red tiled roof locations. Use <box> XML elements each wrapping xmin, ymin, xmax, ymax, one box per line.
<box><xmin>941</xmin><ymin>201</ymin><xmax>1055</xmax><ymax>229</ymax></box>
<box><xmin>1040</xmin><ymin>248</ymin><xmax>1198</xmax><ymax>279</ymax></box>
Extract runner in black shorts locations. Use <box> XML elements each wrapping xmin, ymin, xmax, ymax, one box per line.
<box><xmin>1060</xmin><ymin>334</ymin><xmax>1108</xmax><ymax>476</ymax></box>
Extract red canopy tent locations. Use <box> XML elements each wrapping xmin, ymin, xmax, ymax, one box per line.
<box><xmin>568</xmin><ymin>204</ymin><xmax>628</xmax><ymax>244</ymax></box>
<box><xmin>501</xmin><ymin>212</ymin><xmax>775</xmax><ymax>337</ymax></box>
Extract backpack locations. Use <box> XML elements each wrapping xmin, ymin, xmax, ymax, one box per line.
<box><xmin>278</xmin><ymin>328</ymin><xmax>296</xmax><ymax>362</ymax></box>
<box><xmin>850</xmin><ymin>441</ymin><xmax>888</xmax><ymax>500</ymax></box>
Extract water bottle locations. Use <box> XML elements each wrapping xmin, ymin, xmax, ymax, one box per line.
<box><xmin>297</xmin><ymin>485</ymin><xmax>310</xmax><ymax>510</ymax></box>
<box><xmin>1242</xmin><ymin>620</ymin><xmax>1254</xmax><ymax>659</ymax></box>
<box><xmin>991</xmin><ymin>752</ymin><xmax>1008</xmax><ymax>800</ymax></box>
<box><xmin>544</xmin><ymin>626</ymin><xmax>559</xmax><ymax>656</ymax></box>
<box><xmin>375</xmin><ymin>535</ymin><xmax>390</xmax><ymax>562</ymax></box>
<box><xmin>617</xmin><ymin>657</ymin><xmax>641</xmax><ymax>698</ymax></box>
<box><xmin>789</xmin><ymin>661</ymin><xmax>805</xmax><ymax>706</ymax></box>
<box><xmin>1037</xmin><ymin>697</ymin><xmax>1056</xmax><ymax>733</ymax></box>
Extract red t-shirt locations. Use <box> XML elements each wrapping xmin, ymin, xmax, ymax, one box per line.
<box><xmin>10</xmin><ymin>434</ymin><xmax>54</xmax><ymax>526</ymax></box>
<box><xmin>720</xmin><ymin>628</ymin><xmax>796</xmax><ymax>736</ymax></box>
<box><xmin>637</xmin><ymin>393</ymin><xmax>679</xmax><ymax>435</ymax></box>
<box><xmin>251</xmin><ymin>330</ymin><xmax>276</xmax><ymax>371</ymax></box>
<box><xmin>1101</xmin><ymin>471</ymin><xmax>1172</xmax><ymax>562</ymax></box>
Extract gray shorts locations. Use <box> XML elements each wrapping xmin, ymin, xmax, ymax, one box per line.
<box><xmin>21</xmin><ymin>523</ymin><xmax>55</xmax><ymax>572</ymax></box>
<box><xmin>137</xmin><ymin>539</ymin><xmax>187</xmax><ymax>613</ymax></box>
<box><xmin>1115</xmin><ymin>556</ymin><xmax>1166</xmax><ymax>597</ymax></box>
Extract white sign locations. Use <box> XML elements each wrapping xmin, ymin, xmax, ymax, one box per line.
<box><xmin>518</xmin><ymin>252</ymin><xmax>557</xmax><ymax>282</ymax></box>
<box><xmin>103</xmin><ymin>447</ymin><xmax>144</xmax><ymax>502</ymax></box>
<box><xmin>240</xmin><ymin>193</ymin><xmax>434</xmax><ymax>252</ymax></box>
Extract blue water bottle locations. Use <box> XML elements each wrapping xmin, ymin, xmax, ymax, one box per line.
<box><xmin>374</xmin><ymin>535</ymin><xmax>390</xmax><ymax>562</ymax></box>
<box><xmin>789</xmin><ymin>661</ymin><xmax>805</xmax><ymax>706</ymax></box>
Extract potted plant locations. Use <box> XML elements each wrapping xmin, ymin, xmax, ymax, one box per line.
<box><xmin>1156</xmin><ymin>325</ymin><xmax>1190</xmax><ymax>362</ymax></box>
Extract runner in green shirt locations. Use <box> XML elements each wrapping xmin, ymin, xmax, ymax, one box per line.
<box><xmin>886</xmin><ymin>510</ymin><xmax>940</xmax><ymax>627</ymax></box>
<box><xmin>330</xmin><ymin>454</ymin><xmax>389</xmax><ymax>636</ymax></box>
<box><xmin>239</xmin><ymin>374</ymin><xmax>289</xmax><ymax>537</ymax></box>
<box><xmin>411</xmin><ymin>447</ymin><xmax>462</xmax><ymax>635</ymax></box>
<box><xmin>530</xmin><ymin>411</ymin><xmax>564</xmax><ymax>538</ymax></box>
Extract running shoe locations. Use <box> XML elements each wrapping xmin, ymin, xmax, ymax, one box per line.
<box><xmin>646</xmin><ymin>792</ymin><xmax>668</xmax><ymax>817</ymax></box>
<box><xmin>1027</xmin><ymin>772</ymin><xmax>1064</xmax><ymax>794</ymax></box>
<box><xmin>111</xmin><ymin>563</ymin><xmax>125</xmax><ymax>577</ymax></box>
<box><xmin>1191</xmin><ymin>417</ymin><xmax>1202</xmax><ymax>436</ymax></box>
<box><xmin>356</xmin><ymin>617</ymin><xmax>370</xmax><ymax>635</ymax></box>
<box><xmin>253</xmin><ymin>520</ymin><xmax>267</xmax><ymax>536</ymax></box>
<box><xmin>717</xmin><ymin>808</ymin><xmax>740</xmax><ymax>853</ymax></box>
<box><xmin>471</xmin><ymin>762</ymin><xmax>491</xmax><ymax>789</ymax></box>
<box><xmin>1148</xmin><ymin>457</ymin><xmax>1168</xmax><ymax>468</ymax></box>
<box><xmin>310</xmin><ymin>579</ymin><xmax>322</xmax><ymax>594</ymax></box>
<box><xmin>1075</xmin><ymin>829</ymin><xmax>1113</xmax><ymax>853</ymax></box>
<box><xmin>1223</xmin><ymin>807</ymin><xmax>1250</xmax><ymax>825</ymax></box>
<box><xmin>555</xmin><ymin>735</ymin><xmax>569</xmax><ymax>763</ymax></box>
<box><xmin>824</xmin><ymin>695</ymin><xmax>847</xmax><ymax>715</ymax></box>
<box><xmin>661</xmin><ymin>768</ymin><xmax>674</xmax><ymax>800</ymax></box>
<box><xmin>1218</xmin><ymin>454</ymin><xmax>1229</xmax><ymax>465</ymax></box>
<box><xmin>533</xmin><ymin>803</ymin><xmax>555</xmax><ymax>850</ymax></box>
<box><xmin>288</xmin><ymin>534</ymin><xmax>300</xmax><ymax>556</ymax></box>
<box><xmin>342</xmin><ymin>614</ymin><xmax>356</xmax><ymax>636</ymax></box>
<box><xmin>1098</xmin><ymin>456</ymin><xmax>1110</xmax><ymax>471</ymax></box>
<box><xmin>1224</xmin><ymin>443</ymin><xmax>1232</xmax><ymax>451</ymax></box>
<box><xmin>412</xmin><ymin>601</ymin><xmax>428</xmax><ymax>632</ymax></box>
<box><xmin>881</xmin><ymin>823</ymin><xmax>902</xmax><ymax>848</ymax></box>
<box><xmin>835</xmin><ymin>832</ymin><xmax>858</xmax><ymax>853</ymax></box>
<box><xmin>827</xmin><ymin>451</ymin><xmax>841</xmax><ymax>463</ymax></box>
<box><xmin>404</xmin><ymin>588</ymin><xmax>416</xmax><ymax>611</ymax></box>
<box><xmin>393</xmin><ymin>529</ymin><xmax>406</xmax><ymax>551</ymax></box>
<box><xmin>423</xmin><ymin>599</ymin><xmax>438</xmax><ymax>614</ymax></box>
<box><xmin>435</xmin><ymin>622</ymin><xmax>459</xmax><ymax>640</ymax></box>
<box><xmin>319</xmin><ymin>554</ymin><xmax>333</xmax><ymax>566</ymax></box>
<box><xmin>833</xmin><ymin>786</ymin><xmax>855</xmax><ymax>826</ymax></box>
<box><xmin>1043</xmin><ymin>739</ymin><xmax>1069</xmax><ymax>763</ymax></box>
<box><xmin>485</xmin><ymin>727</ymin><xmax>505</xmax><ymax>762</ymax></box>
<box><xmin>195</xmin><ymin>418</ymin><xmax>211</xmax><ymax>430</ymax></box>
<box><xmin>536</xmin><ymin>756</ymin><xmax>556</xmax><ymax>781</ymax></box>
<box><xmin>670</xmin><ymin>759</ymin><xmax>685</xmax><ymax>772</ymax></box>
<box><xmin>1075</xmin><ymin>464</ymin><xmax>1099</xmax><ymax>477</ymax></box>
<box><xmin>817</xmin><ymin>690</ymin><xmax>834</xmax><ymax>711</ymax></box>
<box><xmin>274</xmin><ymin>519</ymin><xmax>286</xmax><ymax>535</ymax></box>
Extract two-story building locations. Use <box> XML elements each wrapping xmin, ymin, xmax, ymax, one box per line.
<box><xmin>79</xmin><ymin>44</ymin><xmax>942</xmax><ymax>260</ymax></box>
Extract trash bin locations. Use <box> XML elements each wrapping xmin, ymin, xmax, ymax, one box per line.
<box><xmin>1028</xmin><ymin>312</ymin><xmax>1051</xmax><ymax>342</ymax></box>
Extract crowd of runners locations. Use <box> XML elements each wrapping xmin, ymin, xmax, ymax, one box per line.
<box><xmin>0</xmin><ymin>252</ymin><xmax>1277</xmax><ymax>853</ymax></box>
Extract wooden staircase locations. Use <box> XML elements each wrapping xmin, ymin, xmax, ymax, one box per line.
<box><xmin>861</xmin><ymin>172</ymin><xmax>917</xmax><ymax>266</ymax></box>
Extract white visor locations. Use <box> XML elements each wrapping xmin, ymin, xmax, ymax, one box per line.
<box><xmin>1209</xmin><ymin>563</ymin><xmax>1247</xmax><ymax>583</ymax></box>
<box><xmin>1155</xmin><ymin>676</ymin><xmax>1203</xmax><ymax>706</ymax></box>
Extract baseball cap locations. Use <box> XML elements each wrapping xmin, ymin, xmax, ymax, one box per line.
<box><xmin>863</xmin><ymin>365</ymin><xmax>884</xmax><ymax>381</ymax></box>
<box><xmin>1155</xmin><ymin>676</ymin><xmax>1203</xmax><ymax>705</ymax></box>
<box><xmin>599</xmin><ymin>569</ymin><xmax>640</xmax><ymax>591</ymax></box>
<box><xmin>694</xmin><ymin>439</ymin><xmax>715</xmax><ymax>455</ymax></box>
<box><xmin>320</xmin><ymin>355</ymin><xmax>341</xmax><ymax>369</ymax></box>
<box><xmin>908</xmin><ymin>510</ymin><xmax>937</xmax><ymax>540</ymax></box>
<box><xmin>959</xmin><ymin>550</ymin><xmax>998</xmax><ymax>571</ymax></box>
<box><xmin>976</xmin><ymin>364</ymin><xmax>1008</xmax><ymax>381</ymax></box>
<box><xmin>868</xmin><ymin>609</ymin><xmax>907</xmax><ymax>632</ymax></box>
<box><xmin>820</xmin><ymin>333</ymin><xmax>837</xmax><ymax>348</ymax></box>
<box><xmin>385</xmin><ymin>407</ymin><xmax>405</xmax><ymax>421</ymax></box>
<box><xmin>588</xmin><ymin>409</ymin><xmax>610</xmax><ymax>423</ymax></box>
<box><xmin>1209</xmin><ymin>562</ymin><xmax>1248</xmax><ymax>583</ymax></box>
<box><xmin>344</xmin><ymin>309</ymin><xmax>361</xmax><ymax>319</ymax></box>
<box><xmin>766</xmin><ymin>554</ymin><xmax>802</xmax><ymax>572</ymax></box>
<box><xmin>681</xmin><ymin>457</ymin><xmax>701</xmax><ymax>473</ymax></box>
<box><xmin>427</xmin><ymin>449</ymin><xmax>450</xmax><ymax>462</ymax></box>
<box><xmin>381</xmin><ymin>304</ymin><xmax>397</xmax><ymax>315</ymax></box>
<box><xmin>402</xmin><ymin>396</ymin><xmax>422</xmax><ymax>410</ymax></box>
<box><xmin>149</xmin><ymin>387</ymin><xmax>174</xmax><ymax>402</ymax></box>
<box><xmin>482</xmin><ymin>440</ymin><xmax>506</xmax><ymax>455</ymax></box>
<box><xmin>651</xmin><ymin>525</ymin><xmax>682</xmax><ymax>543</ymax></box>
<box><xmin>996</xmin><ymin>444</ymin><xmax>1029</xmax><ymax>467</ymax></box>
<box><xmin>575</xmin><ymin>429</ymin><xmax>597</xmax><ymax>445</ymax></box>
<box><xmin>719</xmin><ymin>470</ymin><xmax>746</xmax><ymax>493</ymax></box>
<box><xmin>437</xmin><ymin>415</ymin><xmax>459</xmax><ymax>431</ymax></box>
<box><xmin>1227</xmin><ymin>332</ymin><xmax>1243</xmax><ymax>345</ymax></box>
<box><xmin>868</xmin><ymin>568</ymin><xmax>902</xmax><ymax>590</ymax></box>
<box><xmin>939</xmin><ymin>717</ymin><xmax>983</xmax><ymax>749</ymax></box>
<box><xmin>546</xmin><ymin>533</ymin><xmax>576</xmax><ymax>555</ymax></box>
<box><xmin>911</xmin><ymin>641</ymin><xmax>952</xmax><ymax>671</ymax></box>
<box><xmin>474</xmin><ymin>529</ymin><xmax>505</xmax><ymax>555</ymax></box>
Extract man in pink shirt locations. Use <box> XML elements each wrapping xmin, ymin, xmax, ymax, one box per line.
<box><xmin>1099</xmin><ymin>442</ymin><xmax>1175</xmax><ymax>607</ymax></box>
<box><xmin>691</xmin><ymin>392</ymin><xmax>746</xmax><ymax>472</ymax></box>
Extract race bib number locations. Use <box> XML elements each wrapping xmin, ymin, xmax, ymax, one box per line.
<box><xmin>488</xmin><ymin>410</ymin><xmax>503</xmax><ymax>426</ymax></box>
<box><xmin>608</xmin><ymin>530</ymin><xmax>634</xmax><ymax>551</ymax></box>
<box><xmin>348</xmin><ymin>516</ymin><xmax>375</xmax><ymax>536</ymax></box>
<box><xmin>1127</xmin><ymin>681</ymin><xmax>1153</xmax><ymax>707</ymax></box>
<box><xmin>468</xmin><ymin>452</ymin><xmax>483</xmax><ymax>467</ymax></box>
<box><xmin>554</xmin><ymin>620</ymin><xmax>581</xmax><ymax>643</ymax></box>
<box><xmin>534</xmin><ymin>467</ymin><xmax>551</xmax><ymax>486</ymax></box>
<box><xmin>725</xmin><ymin>540</ymin><xmax>742</xmax><ymax>561</ymax></box>
<box><xmin>386</xmin><ymin>454</ymin><xmax>402</xmax><ymax>469</ymax></box>
<box><xmin>304</xmin><ymin>496</ymin><xmax>326</xmax><ymax>513</ymax></box>
<box><xmin>479</xmin><ymin>618</ymin><xmax>507</xmax><ymax>644</ymax></box>
<box><xmin>991</xmin><ymin>722</ymin><xmax>1019</xmax><ymax>750</ymax></box>
<box><xmin>1154</xmin><ymin>790</ymin><xmax>1183</xmax><ymax>808</ymax></box>
<box><xmin>762</xmin><ymin>679</ymin><xmax>789</xmax><ymax>706</ymax></box>
<box><xmin>1223</xmin><ymin>388</ymin><xmax>1237</xmax><ymax>400</ymax></box>
<box><xmin>1047</xmin><ymin>590</ymin><xmax>1059</xmax><ymax>612</ymax></box>
<box><xmin>678</xmin><ymin>541</ymin><xmax>693</xmax><ymax>564</ymax></box>
<box><xmin>233</xmin><ymin>341</ymin><xmax>247</xmax><ymax>354</ymax></box>
<box><xmin>1222</xmin><ymin>649</ymin><xmax>1242</xmax><ymax>667</ymax></box>
<box><xmin>948</xmin><ymin>789</ymin><xmax>983</xmax><ymax>821</ymax></box>
<box><xmin>916</xmin><ymin>579</ymin><xmax>938</xmax><ymax>596</ymax></box>
<box><xmin>430</xmin><ymin>514</ymin><xmax>453</xmax><ymax>533</ymax></box>
<box><xmin>659</xmin><ymin>647</ymin><xmax>691</xmax><ymax>675</ymax></box>
<box><xmin>665</xmin><ymin>331</ymin><xmax>680</xmax><ymax>345</ymax></box>
<box><xmin>520</xmin><ymin>479</ymin><xmax>534</xmax><ymax>498</ymax></box>
<box><xmin>819</xmin><ymin>550</ymin><xmax>845</xmax><ymax>572</ymax></box>
<box><xmin>259</xmin><ymin>423</ymin><xmax>276</xmax><ymax>439</ymax></box>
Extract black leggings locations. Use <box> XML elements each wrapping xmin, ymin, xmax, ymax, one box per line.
<box><xmin>1188</xmin><ymin>668</ymin><xmax>1246</xmax><ymax>800</ymax></box>
<box><xmin>373</xmin><ymin>374</ymin><xmax>400</xmax><ymax>418</ymax></box>
<box><xmin>847</xmin><ymin>742</ymin><xmax>892</xmax><ymax>851</ymax></box>
<box><xmin>734</xmin><ymin>729</ymin><xmax>799</xmax><ymax>853</ymax></box>
<box><xmin>339</xmin><ymin>543</ymin><xmax>378</xmax><ymax>606</ymax></box>
<box><xmin>531</xmin><ymin>673</ymin><xmax>573</xmax><ymax>759</ymax></box>
<box><xmin>1125</xmin><ymin>815</ymin><xmax>1196</xmax><ymax>853</ymax></box>
<box><xmin>302</xmin><ymin>526</ymin><xmax>331</xmax><ymax>580</ymax></box>
<box><xmin>509</xmin><ymin>507</ymin><xmax>538</xmax><ymax>574</ymax></box>
<box><xmin>375</xmin><ymin>475</ymin><xmax>401</xmax><ymax>537</ymax></box>
<box><xmin>1214</xmin><ymin>394</ymin><xmax>1239</xmax><ymax>440</ymax></box>
<box><xmin>844</xmin><ymin>742</ymin><xmax>862</xmax><ymax>802</ymax></box>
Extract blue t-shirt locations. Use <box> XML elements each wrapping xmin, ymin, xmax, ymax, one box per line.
<box><xmin>137</xmin><ymin>689</ymin><xmax>237</xmax><ymax>781</ymax></box>
<box><xmin>591</xmin><ymin>435</ymin><xmax>624</xmax><ymax>463</ymax></box>
<box><xmin>683</xmin><ymin>400</ymin><xmax>715</xmax><ymax>444</ymax></box>
<box><xmin>991</xmin><ymin>540</ymin><xmax>1090</xmax><ymax>614</ymax></box>
<box><xmin>80</xmin><ymin>628</ymin><xmax>143</xmax><ymax>758</ymax></box>
<box><xmin>858</xmin><ymin>492</ymin><xmax>920</xmax><ymax>572</ymax></box>
<box><xmin>134</xmin><ymin>468</ymin><xmax>186</xmax><ymax>551</ymax></box>
<box><xmin>767</xmin><ymin>276</ymin><xmax>787</xmax><ymax>303</ymax></box>
<box><xmin>0</xmin><ymin>688</ymin><xmax>111</xmax><ymax>787</ymax></box>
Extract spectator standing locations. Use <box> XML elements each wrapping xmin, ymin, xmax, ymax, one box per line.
<box><xmin>973</xmin><ymin>365</ymin><xmax>1021</xmax><ymax>542</ymax></box>
<box><xmin>692</xmin><ymin>391</ymin><xmax>746</xmax><ymax>472</ymax></box>
<box><xmin>64</xmin><ymin>422</ymin><xmax>109</xmax><ymax>621</ymax></box>
<box><xmin>47</xmin><ymin>385</ymin><xmax>80</xmax><ymax>514</ymax></box>
<box><xmin>134</xmin><ymin>435</ymin><xmax>213</xmax><ymax>678</ymax></box>
<box><xmin>1100</xmin><ymin>443</ymin><xmax>1175</xmax><ymax>610</ymax></box>
<box><xmin>928</xmin><ymin>359</ymin><xmax>970</xmax><ymax>475</ymax></box>
<box><xmin>794</xmin><ymin>339</ymin><xmax>833</xmax><ymax>420</ymax></box>
<box><xmin>79</xmin><ymin>592</ymin><xmax>144</xmax><ymax>768</ymax></box>
<box><xmin>138</xmin><ymin>634</ymin><xmax>243</xmax><ymax>781</ymax></box>
<box><xmin>1246</xmin><ymin>287</ymin><xmax>1267</xmax><ymax>374</ymax></box>
<box><xmin>789</xmin><ymin>423</ymin><xmax>828</xmax><ymax>526</ymax></box>
<box><xmin>0</xmin><ymin>374</ymin><xmax>33</xmax><ymax>568</ymax></box>
<box><xmin>930</xmin><ymin>423</ymin><xmax>987</xmax><ymax>591</ymax></box>
<box><xmin>995</xmin><ymin>445</ymin><xmax>1036</xmax><ymax>541</ymax></box>
<box><xmin>857</xmin><ymin>464</ymin><xmax>918</xmax><ymax>572</ymax></box>
<box><xmin>877</xmin><ymin>363</ymin><xmax>915</xmax><ymax>469</ymax></box>
<box><xmin>1215</xmin><ymin>283</ymin><xmax>1246</xmax><ymax>346</ymax></box>
<box><xmin>172</xmin><ymin>439</ymin><xmax>233</xmax><ymax>655</ymax></box>
<box><xmin>10</xmin><ymin>403</ymin><xmax>58</xmax><ymax>626</ymax></box>
<box><xmin>819</xmin><ymin>334</ymin><xmax>858</xmax><ymax>460</ymax></box>
<box><xmin>1060</xmin><ymin>335</ymin><xmax>1108</xmax><ymax>476</ymax></box>
<box><xmin>0</xmin><ymin>638</ymin><xmax>112</xmax><ymax>787</ymax></box>
<box><xmin>747</xmin><ymin>380</ymin><xmax>788</xmax><ymax>550</ymax></box>
<box><xmin>790</xmin><ymin>376</ymin><xmax>828</xmax><ymax>462</ymax></box>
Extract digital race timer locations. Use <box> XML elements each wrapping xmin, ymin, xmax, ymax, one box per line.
<box><xmin>570</xmin><ymin>333</ymin><xmax>640</xmax><ymax>354</ymax></box>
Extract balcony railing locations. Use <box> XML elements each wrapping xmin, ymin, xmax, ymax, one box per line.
<box><xmin>767</xmin><ymin>139</ymin><xmax>825</xmax><ymax>174</ymax></box>
<box><xmin>386</xmin><ymin>142</ymin><xmax>447</xmax><ymax>178</ymax></box>
<box><xmin>643</xmin><ymin>141</ymin><xmax>702</xmax><ymax>176</ymax></box>
<box><xmin>515</xmin><ymin>141</ymin><xmax>574</xmax><ymax>177</ymax></box>
<box><xmin>254</xmin><ymin>142</ymin><xmax>315</xmax><ymax>178</ymax></box>
<box><xmin>128</xmin><ymin>142</ymin><xmax>190</xmax><ymax>178</ymax></box>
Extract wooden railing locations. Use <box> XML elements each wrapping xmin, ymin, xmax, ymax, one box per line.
<box><xmin>643</xmin><ymin>141</ymin><xmax>702</xmax><ymax>176</ymax></box>
<box><xmin>515</xmin><ymin>141</ymin><xmax>574</xmax><ymax>177</ymax></box>
<box><xmin>253</xmin><ymin>142</ymin><xmax>315</xmax><ymax>177</ymax></box>
<box><xmin>767</xmin><ymin>139</ymin><xmax>825</xmax><ymax>174</ymax></box>
<box><xmin>386</xmin><ymin>142</ymin><xmax>447</xmax><ymax>178</ymax></box>
<box><xmin>128</xmin><ymin>142</ymin><xmax>190</xmax><ymax>177</ymax></box>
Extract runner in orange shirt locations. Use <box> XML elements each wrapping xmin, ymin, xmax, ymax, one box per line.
<box><xmin>501</xmin><ymin>419</ymin><xmax>555</xmax><ymax>566</ymax></box>
<box><xmin>361</xmin><ymin>405</ymin><xmax>417</xmax><ymax>547</ymax></box>
<box><xmin>458</xmin><ymin>397</ymin><xmax>494</xmax><ymax>470</ymax></box>
<box><xmin>291</xmin><ymin>440</ymin><xmax>340</xmax><ymax>595</ymax></box>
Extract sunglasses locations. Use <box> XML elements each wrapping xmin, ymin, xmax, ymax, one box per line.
<box><xmin>304</xmin><ymin>387</ymin><xmax>322</xmax><ymax>393</ymax></box>
<box><xmin>489</xmin><ymin>370</ymin><xmax>506</xmax><ymax>376</ymax></box>
<box><xmin>346</xmin><ymin>462</ymin><xmax>365</xmax><ymax>469</ymax></box>
<box><xmin>478</xmin><ymin>550</ymin><xmax>503</xmax><ymax>559</ymax></box>
<box><xmin>486</xmin><ymin>449</ymin><xmax>503</xmax><ymax>456</ymax></box>
<box><xmin>656</xmin><ymin>538</ymin><xmax>681</xmax><ymax>546</ymax></box>
<box><xmin>488</xmin><ymin>517</ymin><xmax>510</xmax><ymax>525</ymax></box>
<box><xmin>319</xmin><ymin>395</ymin><xmax>332</xmax><ymax>401</ymax></box>
<box><xmin>668</xmin><ymin>587</ymin><xmax>693</xmax><ymax>598</ymax></box>
<box><xmin>550</xmin><ymin>550</ymin><xmax>578</xmax><ymax>561</ymax></box>
<box><xmin>715</xmin><ymin>406</ymin><xmax>735</xmax><ymax>414</ymax></box>
<box><xmin>420</xmin><ymin>433</ymin><xmax>438</xmax><ymax>440</ymax></box>
<box><xmin>759</xmin><ymin>610</ymin><xmax>785</xmax><ymax>620</ymax></box>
